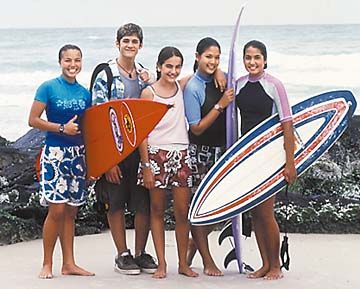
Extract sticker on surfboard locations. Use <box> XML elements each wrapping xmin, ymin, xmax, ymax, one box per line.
<box><xmin>120</xmin><ymin>101</ymin><xmax>136</xmax><ymax>148</ymax></box>
<box><xmin>109</xmin><ymin>107</ymin><xmax>124</xmax><ymax>153</ymax></box>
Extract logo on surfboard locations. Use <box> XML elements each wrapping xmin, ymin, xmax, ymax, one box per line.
<box><xmin>123</xmin><ymin>114</ymin><xmax>133</xmax><ymax>134</ymax></box>
<box><xmin>109</xmin><ymin>107</ymin><xmax>124</xmax><ymax>153</ymax></box>
<box><xmin>120</xmin><ymin>102</ymin><xmax>137</xmax><ymax>147</ymax></box>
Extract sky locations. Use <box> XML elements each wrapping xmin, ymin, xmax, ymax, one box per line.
<box><xmin>0</xmin><ymin>0</ymin><xmax>359</xmax><ymax>28</ymax></box>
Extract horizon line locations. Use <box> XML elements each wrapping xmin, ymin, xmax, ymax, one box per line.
<box><xmin>0</xmin><ymin>23</ymin><xmax>360</xmax><ymax>30</ymax></box>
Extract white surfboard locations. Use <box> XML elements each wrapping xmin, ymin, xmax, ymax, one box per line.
<box><xmin>189</xmin><ymin>90</ymin><xmax>357</xmax><ymax>225</ymax></box>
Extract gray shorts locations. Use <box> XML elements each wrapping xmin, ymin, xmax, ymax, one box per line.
<box><xmin>94</xmin><ymin>150</ymin><xmax>150</xmax><ymax>214</ymax></box>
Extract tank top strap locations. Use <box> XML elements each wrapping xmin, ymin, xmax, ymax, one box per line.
<box><xmin>175</xmin><ymin>80</ymin><xmax>180</xmax><ymax>90</ymax></box>
<box><xmin>147</xmin><ymin>85</ymin><xmax>156</xmax><ymax>96</ymax></box>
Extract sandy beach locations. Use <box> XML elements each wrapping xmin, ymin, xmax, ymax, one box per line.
<box><xmin>0</xmin><ymin>230</ymin><xmax>359</xmax><ymax>289</ymax></box>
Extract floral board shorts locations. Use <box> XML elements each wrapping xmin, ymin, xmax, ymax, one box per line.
<box><xmin>39</xmin><ymin>145</ymin><xmax>88</xmax><ymax>206</ymax></box>
<box><xmin>138</xmin><ymin>146</ymin><xmax>193</xmax><ymax>189</ymax></box>
<box><xmin>188</xmin><ymin>143</ymin><xmax>226</xmax><ymax>188</ymax></box>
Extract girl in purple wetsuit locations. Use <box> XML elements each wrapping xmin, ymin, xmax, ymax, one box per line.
<box><xmin>235</xmin><ymin>40</ymin><xmax>297</xmax><ymax>280</ymax></box>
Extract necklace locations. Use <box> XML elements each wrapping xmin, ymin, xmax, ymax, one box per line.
<box><xmin>116</xmin><ymin>59</ymin><xmax>135</xmax><ymax>78</ymax></box>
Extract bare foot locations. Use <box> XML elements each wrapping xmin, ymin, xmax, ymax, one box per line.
<box><xmin>39</xmin><ymin>264</ymin><xmax>53</xmax><ymax>279</ymax></box>
<box><xmin>186</xmin><ymin>238</ymin><xmax>197</xmax><ymax>266</ymax></box>
<box><xmin>61</xmin><ymin>264</ymin><xmax>95</xmax><ymax>276</ymax></box>
<box><xmin>264</xmin><ymin>268</ymin><xmax>283</xmax><ymax>280</ymax></box>
<box><xmin>247</xmin><ymin>266</ymin><xmax>269</xmax><ymax>279</ymax></box>
<box><xmin>178</xmin><ymin>264</ymin><xmax>199</xmax><ymax>278</ymax></box>
<box><xmin>153</xmin><ymin>264</ymin><xmax>167</xmax><ymax>279</ymax></box>
<box><xmin>203</xmin><ymin>263</ymin><xmax>223</xmax><ymax>277</ymax></box>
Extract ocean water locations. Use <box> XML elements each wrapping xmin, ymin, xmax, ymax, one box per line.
<box><xmin>0</xmin><ymin>24</ymin><xmax>359</xmax><ymax>141</ymax></box>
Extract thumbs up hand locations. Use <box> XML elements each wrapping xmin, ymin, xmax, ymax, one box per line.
<box><xmin>64</xmin><ymin>115</ymin><xmax>80</xmax><ymax>135</ymax></box>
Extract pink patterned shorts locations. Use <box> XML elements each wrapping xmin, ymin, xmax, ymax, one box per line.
<box><xmin>138</xmin><ymin>146</ymin><xmax>193</xmax><ymax>189</ymax></box>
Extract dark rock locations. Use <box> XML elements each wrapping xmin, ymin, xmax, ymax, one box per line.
<box><xmin>275</xmin><ymin>116</ymin><xmax>360</xmax><ymax>233</ymax></box>
<box><xmin>0</xmin><ymin>210</ymin><xmax>42</xmax><ymax>245</ymax></box>
<box><xmin>11</xmin><ymin>128</ymin><xmax>45</xmax><ymax>156</ymax></box>
<box><xmin>0</xmin><ymin>129</ymin><xmax>107</xmax><ymax>245</ymax></box>
<box><xmin>0</xmin><ymin>116</ymin><xmax>359</xmax><ymax>245</ymax></box>
<box><xmin>0</xmin><ymin>136</ymin><xmax>10</xmax><ymax>146</ymax></box>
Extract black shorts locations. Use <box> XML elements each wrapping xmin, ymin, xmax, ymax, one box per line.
<box><xmin>95</xmin><ymin>150</ymin><xmax>150</xmax><ymax>214</ymax></box>
<box><xmin>188</xmin><ymin>143</ymin><xmax>226</xmax><ymax>187</ymax></box>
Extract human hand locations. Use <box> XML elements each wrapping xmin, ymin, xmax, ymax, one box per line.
<box><xmin>284</xmin><ymin>163</ymin><xmax>297</xmax><ymax>185</ymax></box>
<box><xmin>142</xmin><ymin>167</ymin><xmax>155</xmax><ymax>190</ymax></box>
<box><xmin>105</xmin><ymin>166</ymin><xmax>122</xmax><ymax>184</ymax></box>
<box><xmin>218</xmin><ymin>88</ymin><xmax>235</xmax><ymax>108</ymax></box>
<box><xmin>88</xmin><ymin>176</ymin><xmax>99</xmax><ymax>182</ymax></box>
<box><xmin>138</xmin><ymin>69</ymin><xmax>151</xmax><ymax>82</ymax></box>
<box><xmin>214</xmin><ymin>69</ymin><xmax>227</xmax><ymax>92</ymax></box>
<box><xmin>64</xmin><ymin>115</ymin><xmax>80</xmax><ymax>135</ymax></box>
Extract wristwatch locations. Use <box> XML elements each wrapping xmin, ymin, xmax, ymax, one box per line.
<box><xmin>59</xmin><ymin>124</ymin><xmax>65</xmax><ymax>134</ymax></box>
<box><xmin>141</xmin><ymin>162</ymin><xmax>151</xmax><ymax>169</ymax></box>
<box><xmin>214</xmin><ymin>103</ymin><xmax>224</xmax><ymax>113</ymax></box>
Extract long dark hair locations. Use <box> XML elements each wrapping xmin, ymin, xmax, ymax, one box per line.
<box><xmin>156</xmin><ymin>46</ymin><xmax>184</xmax><ymax>80</ymax></box>
<box><xmin>243</xmin><ymin>40</ymin><xmax>267</xmax><ymax>69</ymax></box>
<box><xmin>58</xmin><ymin>44</ymin><xmax>82</xmax><ymax>63</ymax></box>
<box><xmin>193</xmin><ymin>37</ymin><xmax>221</xmax><ymax>72</ymax></box>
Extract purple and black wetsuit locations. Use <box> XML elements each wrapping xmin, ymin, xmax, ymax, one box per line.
<box><xmin>235</xmin><ymin>72</ymin><xmax>292</xmax><ymax>135</ymax></box>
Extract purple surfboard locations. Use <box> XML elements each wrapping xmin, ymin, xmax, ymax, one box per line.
<box><xmin>225</xmin><ymin>5</ymin><xmax>246</xmax><ymax>273</ymax></box>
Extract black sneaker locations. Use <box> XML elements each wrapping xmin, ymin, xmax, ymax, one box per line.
<box><xmin>134</xmin><ymin>252</ymin><xmax>158</xmax><ymax>274</ymax></box>
<box><xmin>114</xmin><ymin>250</ymin><xmax>141</xmax><ymax>275</ymax></box>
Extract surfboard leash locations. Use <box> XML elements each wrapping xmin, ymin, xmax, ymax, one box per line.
<box><xmin>280</xmin><ymin>184</ymin><xmax>290</xmax><ymax>271</ymax></box>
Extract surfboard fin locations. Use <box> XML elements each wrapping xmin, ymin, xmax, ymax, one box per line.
<box><xmin>218</xmin><ymin>222</ymin><xmax>233</xmax><ymax>245</ymax></box>
<box><xmin>224</xmin><ymin>248</ymin><xmax>237</xmax><ymax>269</ymax></box>
<box><xmin>243</xmin><ymin>262</ymin><xmax>255</xmax><ymax>273</ymax></box>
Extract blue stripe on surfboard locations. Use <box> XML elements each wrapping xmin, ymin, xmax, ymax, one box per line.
<box><xmin>190</xmin><ymin>90</ymin><xmax>356</xmax><ymax>211</ymax></box>
<box><xmin>190</xmin><ymin>108</ymin><xmax>334</xmax><ymax>212</ymax></box>
<box><xmin>191</xmin><ymin>118</ymin><xmax>355</xmax><ymax>223</ymax></box>
<box><xmin>192</xmin><ymin>113</ymin><xmax>350</xmax><ymax>223</ymax></box>
<box><xmin>190</xmin><ymin>90</ymin><xmax>357</xmax><ymax>224</ymax></box>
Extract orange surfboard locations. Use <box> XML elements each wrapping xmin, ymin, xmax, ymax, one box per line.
<box><xmin>82</xmin><ymin>99</ymin><xmax>169</xmax><ymax>178</ymax></box>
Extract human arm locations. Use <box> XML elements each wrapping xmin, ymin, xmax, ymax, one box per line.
<box><xmin>140</xmin><ymin>86</ymin><xmax>154</xmax><ymax>101</ymax></box>
<box><xmin>282</xmin><ymin>120</ymin><xmax>297</xmax><ymax>185</ymax></box>
<box><xmin>136</xmin><ymin>64</ymin><xmax>156</xmax><ymax>84</ymax></box>
<box><xmin>138</xmin><ymin>138</ymin><xmax>155</xmax><ymax>190</ymax></box>
<box><xmin>92</xmin><ymin>70</ymin><xmax>110</xmax><ymax>105</ymax></box>
<box><xmin>213</xmin><ymin>68</ymin><xmax>226</xmax><ymax>92</ymax></box>
<box><xmin>104</xmin><ymin>165</ymin><xmax>122</xmax><ymax>184</ymax></box>
<box><xmin>137</xmin><ymin>87</ymin><xmax>155</xmax><ymax>189</ymax></box>
<box><xmin>189</xmin><ymin>88</ymin><xmax>234</xmax><ymax>136</ymax></box>
<box><xmin>180</xmin><ymin>68</ymin><xmax>226</xmax><ymax>91</ymax></box>
<box><xmin>179</xmin><ymin>75</ymin><xmax>193</xmax><ymax>91</ymax></box>
<box><xmin>269</xmin><ymin>75</ymin><xmax>297</xmax><ymax>183</ymax></box>
<box><xmin>28</xmin><ymin>100</ymin><xmax>80</xmax><ymax>135</ymax></box>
